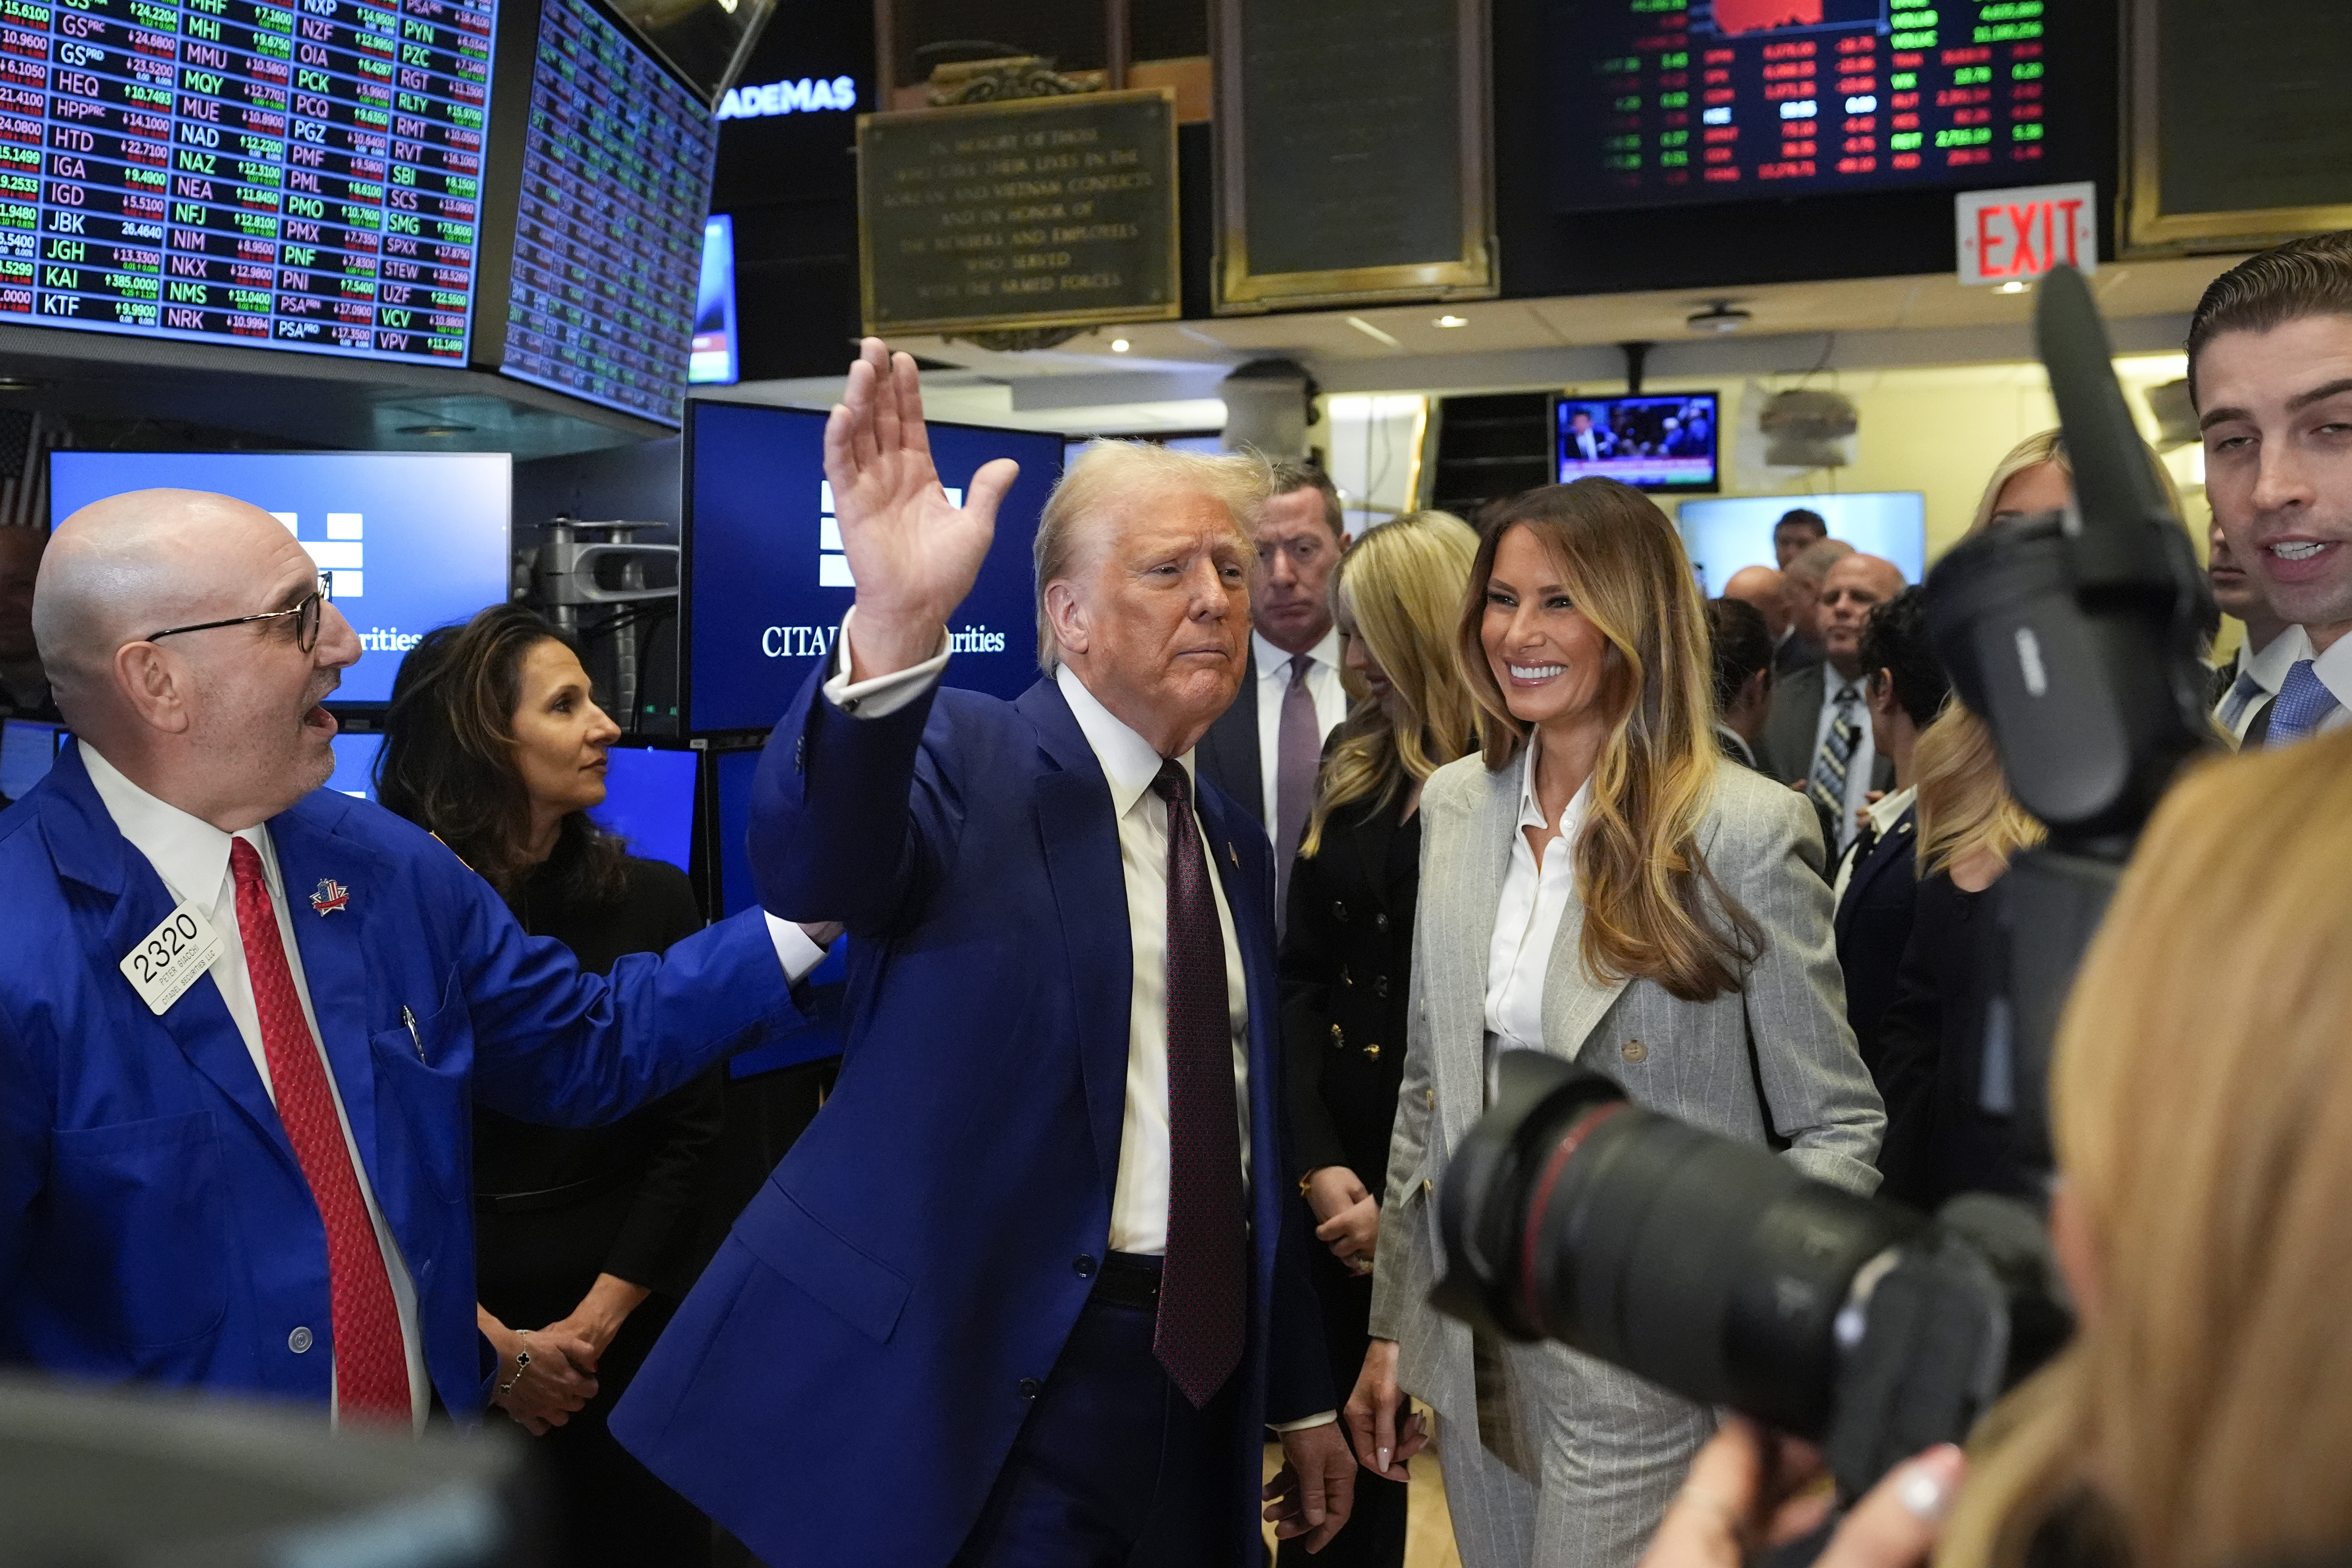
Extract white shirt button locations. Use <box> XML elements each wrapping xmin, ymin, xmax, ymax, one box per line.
<box><xmin>288</xmin><ymin>1326</ymin><xmax>314</xmax><ymax>1354</ymax></box>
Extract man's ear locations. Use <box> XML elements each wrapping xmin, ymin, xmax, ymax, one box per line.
<box><xmin>1739</xmin><ymin>666</ymin><xmax>1771</xmax><ymax>712</ymax></box>
<box><xmin>1865</xmin><ymin>666</ymin><xmax>1899</xmax><ymax>718</ymax></box>
<box><xmin>1043</xmin><ymin>579</ymin><xmax>1089</xmax><ymax>661</ymax></box>
<box><xmin>112</xmin><ymin>642</ymin><xmax>195</xmax><ymax>735</ymax></box>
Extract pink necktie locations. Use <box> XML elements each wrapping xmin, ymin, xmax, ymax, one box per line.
<box><xmin>229</xmin><ymin>839</ymin><xmax>411</xmax><ymax>1425</ymax></box>
<box><xmin>1274</xmin><ymin>653</ymin><xmax>1319</xmax><ymax>932</ymax></box>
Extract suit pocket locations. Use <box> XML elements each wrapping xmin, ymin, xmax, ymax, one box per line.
<box><xmin>46</xmin><ymin>1111</ymin><xmax>228</xmax><ymax>1349</ymax></box>
<box><xmin>737</xmin><ymin>1184</ymin><xmax>911</xmax><ymax>1345</ymax></box>
<box><xmin>369</xmin><ymin>984</ymin><xmax>474</xmax><ymax>1206</ymax></box>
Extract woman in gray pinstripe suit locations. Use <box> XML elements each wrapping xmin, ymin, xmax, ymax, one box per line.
<box><xmin>1342</xmin><ymin>480</ymin><xmax>1886</xmax><ymax>1568</ymax></box>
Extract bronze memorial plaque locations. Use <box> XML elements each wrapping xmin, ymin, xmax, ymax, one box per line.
<box><xmin>858</xmin><ymin>88</ymin><xmax>1182</xmax><ymax>338</ymax></box>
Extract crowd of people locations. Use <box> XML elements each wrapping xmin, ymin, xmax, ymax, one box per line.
<box><xmin>0</xmin><ymin>231</ymin><xmax>2348</xmax><ymax>1568</ymax></box>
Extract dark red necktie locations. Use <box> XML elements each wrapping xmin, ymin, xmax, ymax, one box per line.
<box><xmin>230</xmin><ymin>839</ymin><xmax>411</xmax><ymax>1426</ymax></box>
<box><xmin>1149</xmin><ymin>762</ymin><xmax>1246</xmax><ymax>1407</ymax></box>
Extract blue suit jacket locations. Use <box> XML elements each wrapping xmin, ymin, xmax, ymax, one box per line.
<box><xmin>0</xmin><ymin>743</ymin><xmax>802</xmax><ymax>1415</ymax></box>
<box><xmin>613</xmin><ymin>672</ymin><xmax>1330</xmax><ymax>1567</ymax></box>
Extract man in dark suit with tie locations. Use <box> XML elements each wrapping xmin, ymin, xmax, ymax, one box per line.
<box><xmin>1561</xmin><ymin>407</ymin><xmax>1617</xmax><ymax>464</ymax></box>
<box><xmin>1761</xmin><ymin>551</ymin><xmax>1903</xmax><ymax>856</ymax></box>
<box><xmin>1832</xmin><ymin>587</ymin><xmax>1947</xmax><ymax>1079</ymax></box>
<box><xmin>613</xmin><ymin>341</ymin><xmax>1353</xmax><ymax>1566</ymax></box>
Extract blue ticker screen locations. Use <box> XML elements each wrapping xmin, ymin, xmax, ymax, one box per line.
<box><xmin>684</xmin><ymin>400</ymin><xmax>1065</xmax><ymax>734</ymax></box>
<box><xmin>50</xmin><ymin>449</ymin><xmax>511</xmax><ymax>703</ymax></box>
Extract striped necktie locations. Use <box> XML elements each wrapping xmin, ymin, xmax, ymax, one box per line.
<box><xmin>1808</xmin><ymin>683</ymin><xmax>1863</xmax><ymax>828</ymax></box>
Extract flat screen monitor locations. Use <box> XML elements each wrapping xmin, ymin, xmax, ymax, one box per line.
<box><xmin>1676</xmin><ymin>491</ymin><xmax>1928</xmax><ymax>596</ymax></box>
<box><xmin>711</xmin><ymin>742</ymin><xmax>843</xmax><ymax>1076</ymax></box>
<box><xmin>688</xmin><ymin>213</ymin><xmax>736</xmax><ymax>385</ymax></box>
<box><xmin>1553</xmin><ymin>0</ymin><xmax>2055</xmax><ymax>211</ymax></box>
<box><xmin>50</xmin><ymin>450</ymin><xmax>512</xmax><ymax>704</ymax></box>
<box><xmin>0</xmin><ymin>716</ymin><xmax>60</xmax><ymax>801</ymax></box>
<box><xmin>324</xmin><ymin>730</ymin><xmax>383</xmax><ymax>799</ymax></box>
<box><xmin>587</xmin><ymin>744</ymin><xmax>696</xmax><ymax>872</ymax></box>
<box><xmin>1558</xmin><ymin>393</ymin><xmax>1719</xmax><ymax>492</ymax></box>
<box><xmin>684</xmin><ymin>401</ymin><xmax>1065</xmax><ymax>734</ymax></box>
<box><xmin>498</xmin><ymin>0</ymin><xmax>719</xmax><ymax>424</ymax></box>
<box><xmin>1</xmin><ymin>0</ymin><xmax>496</xmax><ymax>363</ymax></box>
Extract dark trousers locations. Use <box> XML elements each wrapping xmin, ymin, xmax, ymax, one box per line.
<box><xmin>951</xmin><ymin>1255</ymin><xmax>1248</xmax><ymax>1568</ymax></box>
<box><xmin>1275</xmin><ymin>1234</ymin><xmax>1407</xmax><ymax>1568</ymax></box>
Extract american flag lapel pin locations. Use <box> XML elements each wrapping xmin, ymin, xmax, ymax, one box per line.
<box><xmin>310</xmin><ymin>877</ymin><xmax>352</xmax><ymax>915</ymax></box>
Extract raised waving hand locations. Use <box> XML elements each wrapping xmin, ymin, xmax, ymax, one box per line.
<box><xmin>823</xmin><ymin>337</ymin><xmax>1020</xmax><ymax>680</ymax></box>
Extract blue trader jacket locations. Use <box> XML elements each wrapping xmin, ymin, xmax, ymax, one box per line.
<box><xmin>0</xmin><ymin>742</ymin><xmax>804</xmax><ymax>1415</ymax></box>
<box><xmin>613</xmin><ymin>671</ymin><xmax>1332</xmax><ymax>1567</ymax></box>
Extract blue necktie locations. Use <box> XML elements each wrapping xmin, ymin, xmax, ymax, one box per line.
<box><xmin>2266</xmin><ymin>660</ymin><xmax>2340</xmax><ymax>746</ymax></box>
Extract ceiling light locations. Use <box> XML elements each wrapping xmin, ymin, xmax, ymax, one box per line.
<box><xmin>0</xmin><ymin>375</ymin><xmax>51</xmax><ymax>391</ymax></box>
<box><xmin>1998</xmin><ymin>280</ymin><xmax>2031</xmax><ymax>295</ymax></box>
<box><xmin>1110</xmin><ymin>338</ymin><xmax>1130</xmax><ymax>352</ymax></box>
<box><xmin>1434</xmin><ymin>314</ymin><xmax>1468</xmax><ymax>328</ymax></box>
<box><xmin>1686</xmin><ymin>301</ymin><xmax>1752</xmax><ymax>334</ymax></box>
<box><xmin>1345</xmin><ymin>316</ymin><xmax>1403</xmax><ymax>350</ymax></box>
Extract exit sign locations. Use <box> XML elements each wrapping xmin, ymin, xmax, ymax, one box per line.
<box><xmin>1956</xmin><ymin>183</ymin><xmax>2098</xmax><ymax>286</ymax></box>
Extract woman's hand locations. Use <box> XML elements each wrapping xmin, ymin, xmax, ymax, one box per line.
<box><xmin>1304</xmin><ymin>1166</ymin><xmax>1379</xmax><ymax>1273</ymax></box>
<box><xmin>1638</xmin><ymin>1416</ymin><xmax>1964</xmax><ymax>1568</ymax></box>
<box><xmin>1343</xmin><ymin>1338</ymin><xmax>1430</xmax><ymax>1482</ymax></box>
<box><xmin>479</xmin><ymin>1304</ymin><xmax>599</xmax><ymax>1437</ymax></box>
<box><xmin>538</xmin><ymin>1273</ymin><xmax>652</xmax><ymax>1372</ymax></box>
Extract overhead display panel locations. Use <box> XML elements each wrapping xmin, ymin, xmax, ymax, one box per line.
<box><xmin>2</xmin><ymin>0</ymin><xmax>495</xmax><ymax>360</ymax></box>
<box><xmin>497</xmin><ymin>0</ymin><xmax>714</xmax><ymax>424</ymax></box>
<box><xmin>1555</xmin><ymin>0</ymin><xmax>2055</xmax><ymax>210</ymax></box>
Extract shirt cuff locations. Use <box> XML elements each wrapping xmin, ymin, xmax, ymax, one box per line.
<box><xmin>763</xmin><ymin>914</ymin><xmax>833</xmax><ymax>983</ymax></box>
<box><xmin>820</xmin><ymin>606</ymin><xmax>949</xmax><ymax>719</ymax></box>
<box><xmin>1270</xmin><ymin>1411</ymin><xmax>1339</xmax><ymax>1432</ymax></box>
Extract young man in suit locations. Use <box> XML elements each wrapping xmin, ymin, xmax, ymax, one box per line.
<box><xmin>2190</xmin><ymin>232</ymin><xmax>2352</xmax><ymax>747</ymax></box>
<box><xmin>1193</xmin><ymin>461</ymin><xmax>1352</xmax><ymax>923</ymax></box>
<box><xmin>613</xmin><ymin>343</ymin><xmax>1354</xmax><ymax>1567</ymax></box>
<box><xmin>1773</xmin><ymin>505</ymin><xmax>1828</xmax><ymax>570</ymax></box>
<box><xmin>2207</xmin><ymin>519</ymin><xmax>2291</xmax><ymax>732</ymax></box>
<box><xmin>0</xmin><ymin>490</ymin><xmax>820</xmax><ymax>1427</ymax></box>
<box><xmin>1761</xmin><ymin>551</ymin><xmax>1905</xmax><ymax>853</ymax></box>
<box><xmin>1832</xmin><ymin>587</ymin><xmax>1947</xmax><ymax>1078</ymax></box>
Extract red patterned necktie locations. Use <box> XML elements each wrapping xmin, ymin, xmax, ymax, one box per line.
<box><xmin>229</xmin><ymin>839</ymin><xmax>411</xmax><ymax>1426</ymax></box>
<box><xmin>1149</xmin><ymin>761</ymin><xmax>1246</xmax><ymax>1408</ymax></box>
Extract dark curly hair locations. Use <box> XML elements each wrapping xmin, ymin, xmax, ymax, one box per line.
<box><xmin>373</xmin><ymin>603</ymin><xmax>629</xmax><ymax>907</ymax></box>
<box><xmin>1857</xmin><ymin>586</ymin><xmax>1950</xmax><ymax>729</ymax></box>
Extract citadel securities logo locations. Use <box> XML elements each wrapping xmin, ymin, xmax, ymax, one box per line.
<box><xmin>767</xmin><ymin>478</ymin><xmax>1004</xmax><ymax>659</ymax></box>
<box><xmin>267</xmin><ymin>509</ymin><xmax>426</xmax><ymax>654</ymax></box>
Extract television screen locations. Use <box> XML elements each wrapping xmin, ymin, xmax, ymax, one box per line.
<box><xmin>0</xmin><ymin>0</ymin><xmax>496</xmax><ymax>364</ymax></box>
<box><xmin>1558</xmin><ymin>394</ymin><xmax>1719</xmax><ymax>492</ymax></box>
<box><xmin>324</xmin><ymin>731</ymin><xmax>384</xmax><ymax>799</ymax></box>
<box><xmin>587</xmin><ymin>744</ymin><xmax>696</xmax><ymax>872</ymax></box>
<box><xmin>1554</xmin><ymin>0</ymin><xmax>2056</xmax><ymax>211</ymax></box>
<box><xmin>688</xmin><ymin>214</ymin><xmax>737</xmax><ymax>385</ymax></box>
<box><xmin>684</xmin><ymin>401</ymin><xmax>1065</xmax><ymax>734</ymax></box>
<box><xmin>0</xmin><ymin>717</ymin><xmax>59</xmax><ymax>801</ymax></box>
<box><xmin>50</xmin><ymin>451</ymin><xmax>512</xmax><ymax>705</ymax></box>
<box><xmin>1676</xmin><ymin>490</ymin><xmax>1928</xmax><ymax>595</ymax></box>
<box><xmin>499</xmin><ymin>0</ymin><xmax>719</xmax><ymax>424</ymax></box>
<box><xmin>602</xmin><ymin>0</ymin><xmax>774</xmax><ymax>107</ymax></box>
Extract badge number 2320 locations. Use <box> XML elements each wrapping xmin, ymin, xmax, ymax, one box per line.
<box><xmin>129</xmin><ymin>911</ymin><xmax>201</xmax><ymax>984</ymax></box>
<box><xmin>119</xmin><ymin>900</ymin><xmax>227</xmax><ymax>1017</ymax></box>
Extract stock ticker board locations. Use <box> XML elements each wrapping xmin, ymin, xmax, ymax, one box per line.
<box><xmin>1556</xmin><ymin>0</ymin><xmax>2054</xmax><ymax>210</ymax></box>
<box><xmin>0</xmin><ymin>0</ymin><xmax>494</xmax><ymax>360</ymax></box>
<box><xmin>497</xmin><ymin>0</ymin><xmax>714</xmax><ymax>425</ymax></box>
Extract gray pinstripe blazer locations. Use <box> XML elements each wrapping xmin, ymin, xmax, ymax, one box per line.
<box><xmin>1367</xmin><ymin>748</ymin><xmax>1885</xmax><ymax>1447</ymax></box>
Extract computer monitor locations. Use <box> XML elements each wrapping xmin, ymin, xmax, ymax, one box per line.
<box><xmin>1557</xmin><ymin>394</ymin><xmax>1721</xmax><ymax>493</ymax></box>
<box><xmin>588</xmin><ymin>746</ymin><xmax>699</xmax><ymax>873</ymax></box>
<box><xmin>684</xmin><ymin>402</ymin><xmax>1065</xmax><ymax>734</ymax></box>
<box><xmin>1676</xmin><ymin>492</ymin><xmax>1930</xmax><ymax>596</ymax></box>
<box><xmin>0</xmin><ymin>718</ymin><xmax>60</xmax><ymax>802</ymax></box>
<box><xmin>711</xmin><ymin>744</ymin><xmax>844</xmax><ymax>1076</ymax></box>
<box><xmin>325</xmin><ymin>732</ymin><xmax>385</xmax><ymax>802</ymax></box>
<box><xmin>689</xmin><ymin>215</ymin><xmax>739</xmax><ymax>386</ymax></box>
<box><xmin>49</xmin><ymin>452</ymin><xmax>513</xmax><ymax>706</ymax></box>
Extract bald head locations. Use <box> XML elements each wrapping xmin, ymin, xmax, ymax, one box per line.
<box><xmin>36</xmin><ymin>488</ymin><xmax>359</xmax><ymax>830</ymax></box>
<box><xmin>1721</xmin><ymin>564</ymin><xmax>1789</xmax><ymax>641</ymax></box>
<box><xmin>1818</xmin><ymin>551</ymin><xmax>1907</xmax><ymax>678</ymax></box>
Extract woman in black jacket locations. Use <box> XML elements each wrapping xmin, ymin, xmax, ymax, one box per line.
<box><xmin>1278</xmin><ymin>510</ymin><xmax>1481</xmax><ymax>1568</ymax></box>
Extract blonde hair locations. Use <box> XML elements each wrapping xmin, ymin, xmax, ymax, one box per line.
<box><xmin>1032</xmin><ymin>440</ymin><xmax>1274</xmax><ymax>671</ymax></box>
<box><xmin>1300</xmin><ymin>511</ymin><xmax>1479</xmax><ymax>857</ymax></box>
<box><xmin>1965</xmin><ymin>428</ymin><xmax>2183</xmax><ymax>540</ymax></box>
<box><xmin>1459</xmin><ymin>480</ymin><xmax>1760</xmax><ymax>1002</ymax></box>
<box><xmin>1912</xmin><ymin>702</ymin><xmax>2044</xmax><ymax>876</ymax></box>
<box><xmin>1939</xmin><ymin>730</ymin><xmax>2352</xmax><ymax>1568</ymax></box>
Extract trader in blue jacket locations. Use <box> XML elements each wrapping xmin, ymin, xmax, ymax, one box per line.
<box><xmin>0</xmin><ymin>488</ymin><xmax>824</xmax><ymax>1427</ymax></box>
<box><xmin>613</xmin><ymin>340</ymin><xmax>1356</xmax><ymax>1564</ymax></box>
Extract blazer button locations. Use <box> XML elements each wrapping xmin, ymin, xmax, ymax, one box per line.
<box><xmin>1621</xmin><ymin>1039</ymin><xmax>1649</xmax><ymax>1064</ymax></box>
<box><xmin>1330</xmin><ymin>1023</ymin><xmax>1345</xmax><ymax>1050</ymax></box>
<box><xmin>1422</xmin><ymin>1178</ymin><xmax>1433</xmax><ymax>1196</ymax></box>
<box><xmin>1332</xmin><ymin>900</ymin><xmax>1350</xmax><ymax>923</ymax></box>
<box><xmin>1363</xmin><ymin>1044</ymin><xmax>1381</xmax><ymax>1061</ymax></box>
<box><xmin>1018</xmin><ymin>1377</ymin><xmax>1043</xmax><ymax>1400</ymax></box>
<box><xmin>1423</xmin><ymin>1087</ymin><xmax>1435</xmax><ymax>1110</ymax></box>
<box><xmin>1373</xmin><ymin>912</ymin><xmax>1389</xmax><ymax>933</ymax></box>
<box><xmin>1073</xmin><ymin>1255</ymin><xmax>1096</xmax><ymax>1279</ymax></box>
<box><xmin>1374</xmin><ymin>975</ymin><xmax>1391</xmax><ymax>998</ymax></box>
<box><xmin>288</xmin><ymin>1326</ymin><xmax>314</xmax><ymax>1354</ymax></box>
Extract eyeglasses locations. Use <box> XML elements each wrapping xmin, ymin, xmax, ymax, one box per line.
<box><xmin>144</xmin><ymin>572</ymin><xmax>334</xmax><ymax>653</ymax></box>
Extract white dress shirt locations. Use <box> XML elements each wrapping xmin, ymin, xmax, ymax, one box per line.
<box><xmin>1831</xmin><ymin>782</ymin><xmax>1916</xmax><ymax>905</ymax></box>
<box><xmin>1810</xmin><ymin>670</ymin><xmax>1878</xmax><ymax>852</ymax></box>
<box><xmin>2215</xmin><ymin>630</ymin><xmax>2300</xmax><ymax>739</ymax></box>
<box><xmin>1250</xmin><ymin>627</ymin><xmax>1349</xmax><ymax>831</ymax></box>
<box><xmin>2241</xmin><ymin>625</ymin><xmax>2352</xmax><ymax>739</ymax></box>
<box><xmin>1484</xmin><ymin>745</ymin><xmax>1593</xmax><ymax>1056</ymax></box>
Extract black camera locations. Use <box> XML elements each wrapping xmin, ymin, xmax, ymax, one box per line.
<box><xmin>1432</xmin><ymin>1052</ymin><xmax>2072</xmax><ymax>1498</ymax></box>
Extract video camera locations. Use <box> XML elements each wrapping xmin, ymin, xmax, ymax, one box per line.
<box><xmin>1429</xmin><ymin>266</ymin><xmax>2219</xmax><ymax>1504</ymax></box>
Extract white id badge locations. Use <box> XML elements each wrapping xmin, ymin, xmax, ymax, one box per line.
<box><xmin>119</xmin><ymin>901</ymin><xmax>227</xmax><ymax>1017</ymax></box>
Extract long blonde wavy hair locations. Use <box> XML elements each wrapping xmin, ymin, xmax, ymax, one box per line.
<box><xmin>1458</xmin><ymin>480</ymin><xmax>1760</xmax><ymax>1002</ymax></box>
<box><xmin>1938</xmin><ymin>730</ymin><xmax>2352</xmax><ymax>1568</ymax></box>
<box><xmin>1299</xmin><ymin>510</ymin><xmax>1480</xmax><ymax>857</ymax></box>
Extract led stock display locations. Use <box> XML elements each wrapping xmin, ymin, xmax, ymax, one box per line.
<box><xmin>1556</xmin><ymin>0</ymin><xmax>2055</xmax><ymax>210</ymax></box>
<box><xmin>2</xmin><ymin>0</ymin><xmax>494</xmax><ymax>358</ymax></box>
<box><xmin>498</xmin><ymin>0</ymin><xmax>715</xmax><ymax>424</ymax></box>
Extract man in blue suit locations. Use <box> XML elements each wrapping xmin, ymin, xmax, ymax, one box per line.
<box><xmin>614</xmin><ymin>340</ymin><xmax>1355</xmax><ymax>1564</ymax></box>
<box><xmin>0</xmin><ymin>489</ymin><xmax>823</xmax><ymax>1426</ymax></box>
